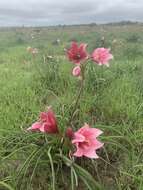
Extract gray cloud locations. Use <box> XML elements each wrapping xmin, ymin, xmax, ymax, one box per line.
<box><xmin>0</xmin><ymin>0</ymin><xmax>143</xmax><ymax>26</ymax></box>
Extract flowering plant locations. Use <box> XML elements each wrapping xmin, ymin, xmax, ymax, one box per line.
<box><xmin>3</xmin><ymin>41</ymin><xmax>112</xmax><ymax>189</ymax></box>
<box><xmin>23</xmin><ymin>41</ymin><xmax>113</xmax><ymax>189</ymax></box>
<box><xmin>27</xmin><ymin>42</ymin><xmax>113</xmax><ymax>160</ymax></box>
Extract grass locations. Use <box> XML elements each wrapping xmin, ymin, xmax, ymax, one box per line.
<box><xmin>0</xmin><ymin>24</ymin><xmax>143</xmax><ymax>189</ymax></box>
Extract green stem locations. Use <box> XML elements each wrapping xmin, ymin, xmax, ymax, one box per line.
<box><xmin>68</xmin><ymin>63</ymin><xmax>86</xmax><ymax>127</ymax></box>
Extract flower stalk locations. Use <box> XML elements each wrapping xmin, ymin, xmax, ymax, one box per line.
<box><xmin>68</xmin><ymin>62</ymin><xmax>86</xmax><ymax>127</ymax></box>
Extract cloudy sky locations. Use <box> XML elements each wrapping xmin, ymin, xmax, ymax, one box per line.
<box><xmin>0</xmin><ymin>0</ymin><xmax>143</xmax><ymax>26</ymax></box>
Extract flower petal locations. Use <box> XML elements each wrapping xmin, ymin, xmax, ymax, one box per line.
<box><xmin>91</xmin><ymin>140</ymin><xmax>104</xmax><ymax>150</ymax></box>
<box><xmin>90</xmin><ymin>128</ymin><xmax>103</xmax><ymax>137</ymax></box>
<box><xmin>72</xmin><ymin>133</ymin><xmax>85</xmax><ymax>144</ymax></box>
<box><xmin>73</xmin><ymin>147</ymin><xmax>83</xmax><ymax>157</ymax></box>
<box><xmin>27</xmin><ymin>122</ymin><xmax>41</xmax><ymax>131</ymax></box>
<box><xmin>83</xmin><ymin>149</ymin><xmax>99</xmax><ymax>159</ymax></box>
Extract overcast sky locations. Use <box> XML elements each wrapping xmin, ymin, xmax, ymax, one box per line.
<box><xmin>0</xmin><ymin>0</ymin><xmax>143</xmax><ymax>26</ymax></box>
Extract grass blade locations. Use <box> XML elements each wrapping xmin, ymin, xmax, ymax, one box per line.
<box><xmin>0</xmin><ymin>181</ymin><xmax>14</xmax><ymax>190</ymax></box>
<box><xmin>47</xmin><ymin>147</ymin><xmax>56</xmax><ymax>190</ymax></box>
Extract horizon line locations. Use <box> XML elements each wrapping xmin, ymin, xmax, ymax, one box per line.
<box><xmin>0</xmin><ymin>20</ymin><xmax>142</xmax><ymax>28</ymax></box>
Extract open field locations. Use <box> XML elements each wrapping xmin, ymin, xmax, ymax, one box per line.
<box><xmin>0</xmin><ymin>24</ymin><xmax>143</xmax><ymax>190</ymax></box>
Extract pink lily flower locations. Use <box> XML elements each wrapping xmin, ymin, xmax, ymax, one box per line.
<box><xmin>27</xmin><ymin>108</ymin><xmax>58</xmax><ymax>134</ymax></box>
<box><xmin>67</xmin><ymin>42</ymin><xmax>88</xmax><ymax>64</ymax></box>
<box><xmin>92</xmin><ymin>48</ymin><xmax>113</xmax><ymax>67</ymax></box>
<box><xmin>72</xmin><ymin>123</ymin><xmax>103</xmax><ymax>159</ymax></box>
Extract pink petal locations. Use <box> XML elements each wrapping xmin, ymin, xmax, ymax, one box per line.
<box><xmin>39</xmin><ymin>124</ymin><xmax>45</xmax><ymax>133</ymax></box>
<box><xmin>73</xmin><ymin>147</ymin><xmax>83</xmax><ymax>157</ymax></box>
<box><xmin>39</xmin><ymin>123</ymin><xmax>52</xmax><ymax>133</ymax></box>
<box><xmin>47</xmin><ymin>109</ymin><xmax>58</xmax><ymax>129</ymax></box>
<box><xmin>72</xmin><ymin>133</ymin><xmax>85</xmax><ymax>144</ymax></box>
<box><xmin>83</xmin><ymin>149</ymin><xmax>99</xmax><ymax>159</ymax></box>
<box><xmin>90</xmin><ymin>128</ymin><xmax>103</xmax><ymax>137</ymax></box>
<box><xmin>77</xmin><ymin>124</ymin><xmax>89</xmax><ymax>134</ymax></box>
<box><xmin>27</xmin><ymin>122</ymin><xmax>42</xmax><ymax>131</ymax></box>
<box><xmin>40</xmin><ymin>112</ymin><xmax>48</xmax><ymax>122</ymax></box>
<box><xmin>91</xmin><ymin>140</ymin><xmax>104</xmax><ymax>150</ymax></box>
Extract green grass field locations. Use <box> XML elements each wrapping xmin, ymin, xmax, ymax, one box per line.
<box><xmin>0</xmin><ymin>24</ymin><xmax>143</xmax><ymax>190</ymax></box>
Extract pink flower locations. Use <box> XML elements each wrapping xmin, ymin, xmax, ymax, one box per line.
<box><xmin>72</xmin><ymin>66</ymin><xmax>81</xmax><ymax>77</ymax></box>
<box><xmin>92</xmin><ymin>48</ymin><xmax>113</xmax><ymax>66</ymax></box>
<box><xmin>27</xmin><ymin>108</ymin><xmax>58</xmax><ymax>134</ymax></box>
<box><xmin>67</xmin><ymin>42</ymin><xmax>88</xmax><ymax>64</ymax></box>
<box><xmin>72</xmin><ymin>123</ymin><xmax>103</xmax><ymax>158</ymax></box>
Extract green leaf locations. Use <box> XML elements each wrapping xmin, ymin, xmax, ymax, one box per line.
<box><xmin>0</xmin><ymin>181</ymin><xmax>15</xmax><ymax>190</ymax></box>
<box><xmin>47</xmin><ymin>147</ymin><xmax>56</xmax><ymax>190</ymax></box>
<box><xmin>57</xmin><ymin>154</ymin><xmax>104</xmax><ymax>190</ymax></box>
